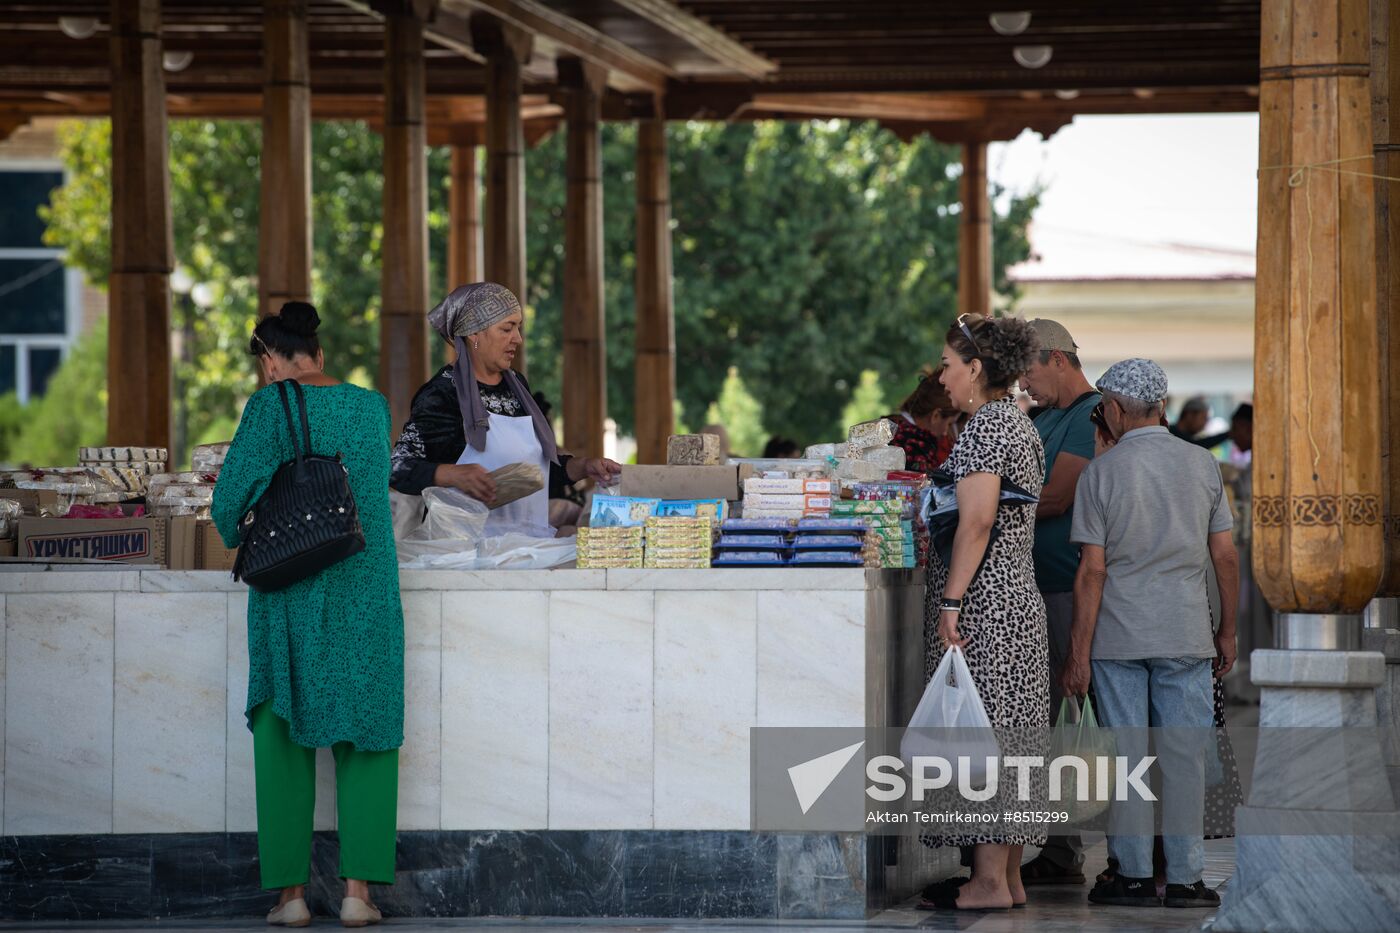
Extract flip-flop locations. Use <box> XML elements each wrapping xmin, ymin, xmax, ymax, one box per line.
<box><xmin>922</xmin><ymin>894</ymin><xmax>1012</xmax><ymax>912</ymax></box>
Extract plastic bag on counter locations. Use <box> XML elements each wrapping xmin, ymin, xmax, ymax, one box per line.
<box><xmin>0</xmin><ymin>497</ymin><xmax>21</xmax><ymax>538</ymax></box>
<box><xmin>397</xmin><ymin>486</ymin><xmax>577</xmax><ymax>569</ymax></box>
<box><xmin>397</xmin><ymin>486</ymin><xmax>490</xmax><ymax>562</ymax></box>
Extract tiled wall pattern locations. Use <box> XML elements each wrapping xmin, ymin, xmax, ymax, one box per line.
<box><xmin>1</xmin><ymin>568</ymin><xmax>898</xmax><ymax>836</ymax></box>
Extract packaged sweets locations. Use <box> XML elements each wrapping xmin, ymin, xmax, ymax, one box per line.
<box><xmin>644</xmin><ymin>555</ymin><xmax>713</xmax><ymax>569</ymax></box>
<box><xmin>722</xmin><ymin>518</ymin><xmax>797</xmax><ymax>532</ymax></box>
<box><xmin>855</xmin><ymin>445</ymin><xmax>907</xmax><ymax>472</ymax></box>
<box><xmin>666</xmin><ymin>434</ymin><xmax>722</xmax><ymax>466</ymax></box>
<box><xmin>832</xmin><ymin>499</ymin><xmax>902</xmax><ymax>516</ymax></box>
<box><xmin>654</xmin><ymin>498</ymin><xmax>727</xmax><ymax>521</ymax></box>
<box><xmin>730</xmin><ymin>458</ymin><xmax>832</xmax><ymax>480</ymax></box>
<box><xmin>833</xmin><ymin>458</ymin><xmax>889</xmax><ymax>484</ymax></box>
<box><xmin>743</xmin><ymin>477</ymin><xmax>836</xmax><ymax>496</ymax></box>
<box><xmin>590</xmin><ymin>495</ymin><xmax>661</xmax><ymax>527</ymax></box>
<box><xmin>577</xmin><ymin>553</ymin><xmax>644</xmax><ymax>569</ymax></box>
<box><xmin>578</xmin><ymin>525</ymin><xmax>644</xmax><ymax>542</ymax></box>
<box><xmin>792</xmin><ymin>534</ymin><xmax>864</xmax><ymax>549</ymax></box>
<box><xmin>790</xmin><ymin>550</ymin><xmax>866</xmax><ymax>566</ymax></box>
<box><xmin>78</xmin><ymin>446</ymin><xmax>169</xmax><ymax>465</ymax></box>
<box><xmin>847</xmin><ymin>418</ymin><xmax>896</xmax><ymax>451</ymax></box>
<box><xmin>712</xmin><ymin>551</ymin><xmax>787</xmax><ymax>566</ymax></box>
<box><xmin>740</xmin><ymin>507</ymin><xmax>807</xmax><ymax>521</ymax></box>
<box><xmin>742</xmin><ymin>493</ymin><xmax>832</xmax><ymax>512</ymax></box>
<box><xmin>716</xmin><ymin>534</ymin><xmax>788</xmax><ymax>549</ymax></box>
<box><xmin>796</xmin><ymin>517</ymin><xmax>870</xmax><ymax>533</ymax></box>
<box><xmin>803</xmin><ymin>442</ymin><xmax>848</xmax><ymax>460</ymax></box>
<box><xmin>191</xmin><ymin>443</ymin><xmax>230</xmax><ymax>474</ymax></box>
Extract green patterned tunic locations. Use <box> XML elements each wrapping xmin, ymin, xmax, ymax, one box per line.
<box><xmin>213</xmin><ymin>382</ymin><xmax>404</xmax><ymax>751</ymax></box>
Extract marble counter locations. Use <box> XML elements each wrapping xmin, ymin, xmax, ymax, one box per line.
<box><xmin>0</xmin><ymin>566</ymin><xmax>950</xmax><ymax>920</ymax></box>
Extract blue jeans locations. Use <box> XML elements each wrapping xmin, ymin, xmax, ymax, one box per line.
<box><xmin>1091</xmin><ymin>657</ymin><xmax>1213</xmax><ymax>884</ymax></box>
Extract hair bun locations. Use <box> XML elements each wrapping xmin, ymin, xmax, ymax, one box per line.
<box><xmin>983</xmin><ymin>316</ymin><xmax>1038</xmax><ymax>380</ymax></box>
<box><xmin>278</xmin><ymin>301</ymin><xmax>320</xmax><ymax>338</ymax></box>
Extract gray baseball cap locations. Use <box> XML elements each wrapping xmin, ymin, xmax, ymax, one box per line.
<box><xmin>1096</xmin><ymin>358</ymin><xmax>1169</xmax><ymax>403</ymax></box>
<box><xmin>1029</xmin><ymin>319</ymin><xmax>1078</xmax><ymax>354</ymax></box>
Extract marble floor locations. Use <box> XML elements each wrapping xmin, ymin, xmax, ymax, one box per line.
<box><xmin>0</xmin><ymin>838</ymin><xmax>1230</xmax><ymax>933</ymax></box>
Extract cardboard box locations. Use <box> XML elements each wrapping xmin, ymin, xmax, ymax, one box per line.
<box><xmin>0</xmin><ymin>539</ymin><xmax>15</xmax><ymax>557</ymax></box>
<box><xmin>168</xmin><ymin>516</ymin><xmax>199</xmax><ymax>569</ymax></box>
<box><xmin>617</xmin><ymin>465</ymin><xmax>741</xmax><ymax>501</ymax></box>
<box><xmin>197</xmin><ymin>520</ymin><xmax>239</xmax><ymax>571</ymax></box>
<box><xmin>17</xmin><ymin>517</ymin><xmax>167</xmax><ymax>564</ymax></box>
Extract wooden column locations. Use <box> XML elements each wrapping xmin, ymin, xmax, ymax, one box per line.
<box><xmin>258</xmin><ymin>0</ymin><xmax>312</xmax><ymax>320</ymax></box>
<box><xmin>957</xmin><ymin>141</ymin><xmax>992</xmax><ymax>317</ymax></box>
<box><xmin>380</xmin><ymin>4</ymin><xmax>430</xmax><ymax>436</ymax></box>
<box><xmin>1373</xmin><ymin>0</ymin><xmax>1400</xmax><ymax>594</ymax></box>
<box><xmin>472</xmin><ymin>15</ymin><xmax>532</xmax><ymax>374</ymax></box>
<box><xmin>634</xmin><ymin>117</ymin><xmax>675</xmax><ymax>465</ymax></box>
<box><xmin>560</xmin><ymin>59</ymin><xmax>607</xmax><ymax>459</ymax></box>
<box><xmin>447</xmin><ymin>130</ymin><xmax>482</xmax><ymax>290</ymax></box>
<box><xmin>1253</xmin><ymin>0</ymin><xmax>1383</xmax><ymax>614</ymax></box>
<box><xmin>108</xmin><ymin>0</ymin><xmax>172</xmax><ymax>449</ymax></box>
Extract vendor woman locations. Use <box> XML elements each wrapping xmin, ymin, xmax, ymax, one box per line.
<box><xmin>390</xmin><ymin>282</ymin><xmax>621</xmax><ymax>536</ymax></box>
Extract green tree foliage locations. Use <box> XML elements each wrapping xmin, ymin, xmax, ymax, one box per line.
<box><xmin>840</xmin><ymin>370</ymin><xmax>888</xmax><ymax>432</ymax></box>
<box><xmin>704</xmin><ymin>367</ymin><xmax>766</xmax><ymax>458</ymax></box>
<box><xmin>525</xmin><ymin>120</ymin><xmax>1036</xmax><ymax>447</ymax></box>
<box><xmin>33</xmin><ymin>118</ymin><xmax>453</xmax><ymax>466</ymax></box>
<box><xmin>32</xmin><ymin>117</ymin><xmax>1035</xmax><ymax>464</ymax></box>
<box><xmin>4</xmin><ymin>321</ymin><xmax>108</xmax><ymax>466</ymax></box>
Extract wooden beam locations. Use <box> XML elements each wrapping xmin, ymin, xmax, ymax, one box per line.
<box><xmin>108</xmin><ymin>0</ymin><xmax>172</xmax><ymax>450</ymax></box>
<box><xmin>380</xmin><ymin>4</ymin><xmax>432</xmax><ymax>437</ymax></box>
<box><xmin>1373</xmin><ymin>0</ymin><xmax>1400</xmax><ymax>594</ymax></box>
<box><xmin>634</xmin><ymin>117</ymin><xmax>675</xmax><ymax>466</ymax></box>
<box><xmin>748</xmin><ymin>92</ymin><xmax>986</xmax><ymax>123</ymax></box>
<box><xmin>1252</xmin><ymin>0</ymin><xmax>1383</xmax><ymax>614</ymax></box>
<box><xmin>448</xmin><ymin>0</ymin><xmax>670</xmax><ymax>93</ymax></box>
<box><xmin>474</xmin><ymin>12</ymin><xmax>530</xmax><ymax>373</ymax></box>
<box><xmin>956</xmin><ymin>141</ymin><xmax>991</xmax><ymax>318</ymax></box>
<box><xmin>605</xmin><ymin>0</ymin><xmax>775</xmax><ymax>79</ymax></box>
<box><xmin>258</xmin><ymin>0</ymin><xmax>313</xmax><ymax>320</ymax></box>
<box><xmin>560</xmin><ymin>58</ymin><xmax>608</xmax><ymax>460</ymax></box>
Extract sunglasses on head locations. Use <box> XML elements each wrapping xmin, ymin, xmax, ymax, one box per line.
<box><xmin>956</xmin><ymin>312</ymin><xmax>983</xmax><ymax>357</ymax></box>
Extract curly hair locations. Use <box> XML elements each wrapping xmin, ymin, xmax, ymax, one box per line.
<box><xmin>945</xmin><ymin>314</ymin><xmax>1039</xmax><ymax>392</ymax></box>
<box><xmin>900</xmin><ymin>366</ymin><xmax>954</xmax><ymax>418</ymax></box>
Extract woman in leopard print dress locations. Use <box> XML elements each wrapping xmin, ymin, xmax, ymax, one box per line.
<box><xmin>922</xmin><ymin>313</ymin><xmax>1050</xmax><ymax>911</ymax></box>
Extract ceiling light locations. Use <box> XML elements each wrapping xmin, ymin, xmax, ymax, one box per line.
<box><xmin>989</xmin><ymin>12</ymin><xmax>1032</xmax><ymax>37</ymax></box>
<box><xmin>1013</xmin><ymin>45</ymin><xmax>1053</xmax><ymax>69</ymax></box>
<box><xmin>1054</xmin><ymin>89</ymin><xmax>1079</xmax><ymax>100</ymax></box>
<box><xmin>162</xmin><ymin>51</ymin><xmax>194</xmax><ymax>72</ymax></box>
<box><xmin>58</xmin><ymin>16</ymin><xmax>98</xmax><ymax>39</ymax></box>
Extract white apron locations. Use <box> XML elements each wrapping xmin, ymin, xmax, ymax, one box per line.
<box><xmin>456</xmin><ymin>411</ymin><xmax>554</xmax><ymax>538</ymax></box>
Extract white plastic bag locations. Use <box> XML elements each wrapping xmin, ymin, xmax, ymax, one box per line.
<box><xmin>396</xmin><ymin>487</ymin><xmax>576</xmax><ymax>570</ymax></box>
<box><xmin>396</xmin><ymin>487</ymin><xmax>490</xmax><ymax>563</ymax></box>
<box><xmin>900</xmin><ymin>646</ymin><xmax>1000</xmax><ymax>783</ymax></box>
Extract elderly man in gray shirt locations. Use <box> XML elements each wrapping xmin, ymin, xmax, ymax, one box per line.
<box><xmin>1062</xmin><ymin>359</ymin><xmax>1240</xmax><ymax>910</ymax></box>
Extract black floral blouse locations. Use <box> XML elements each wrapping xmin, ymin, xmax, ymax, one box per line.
<box><xmin>389</xmin><ymin>365</ymin><xmax>573</xmax><ymax>497</ymax></box>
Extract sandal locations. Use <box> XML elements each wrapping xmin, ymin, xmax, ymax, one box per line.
<box><xmin>1096</xmin><ymin>857</ymin><xmax>1119</xmax><ymax>886</ymax></box>
<box><xmin>923</xmin><ymin>891</ymin><xmax>1011</xmax><ymax>912</ymax></box>
<box><xmin>1088</xmin><ymin>873</ymin><xmax>1161</xmax><ymax>908</ymax></box>
<box><xmin>1020</xmin><ymin>853</ymin><xmax>1086</xmax><ymax>885</ymax></box>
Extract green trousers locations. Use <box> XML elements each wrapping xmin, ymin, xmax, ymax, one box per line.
<box><xmin>250</xmin><ymin>701</ymin><xmax>399</xmax><ymax>889</ymax></box>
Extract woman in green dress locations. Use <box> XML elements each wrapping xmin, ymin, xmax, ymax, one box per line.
<box><xmin>213</xmin><ymin>301</ymin><xmax>403</xmax><ymax>929</ymax></box>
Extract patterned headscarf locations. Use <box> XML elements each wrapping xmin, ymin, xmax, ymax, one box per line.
<box><xmin>427</xmin><ymin>283</ymin><xmax>559</xmax><ymax>464</ymax></box>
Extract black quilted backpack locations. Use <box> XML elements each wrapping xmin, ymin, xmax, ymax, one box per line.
<box><xmin>231</xmin><ymin>380</ymin><xmax>365</xmax><ymax>591</ymax></box>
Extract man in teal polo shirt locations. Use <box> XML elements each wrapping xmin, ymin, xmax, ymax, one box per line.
<box><xmin>1017</xmin><ymin>318</ymin><xmax>1099</xmax><ymax>885</ymax></box>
